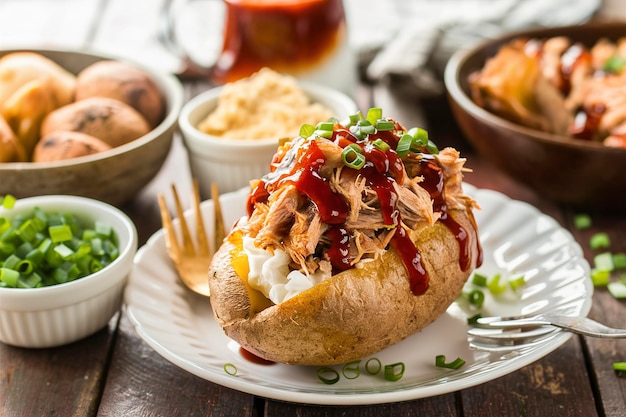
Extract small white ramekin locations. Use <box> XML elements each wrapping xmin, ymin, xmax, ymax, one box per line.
<box><xmin>178</xmin><ymin>82</ymin><xmax>358</xmax><ymax>198</ymax></box>
<box><xmin>0</xmin><ymin>195</ymin><xmax>137</xmax><ymax>348</ymax></box>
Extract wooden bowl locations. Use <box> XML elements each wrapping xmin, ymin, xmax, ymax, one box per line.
<box><xmin>0</xmin><ymin>49</ymin><xmax>183</xmax><ymax>206</ymax></box>
<box><xmin>444</xmin><ymin>22</ymin><xmax>626</xmax><ymax>210</ymax></box>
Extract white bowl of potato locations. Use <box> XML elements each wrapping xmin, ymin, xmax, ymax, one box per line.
<box><xmin>0</xmin><ymin>49</ymin><xmax>184</xmax><ymax>206</ymax></box>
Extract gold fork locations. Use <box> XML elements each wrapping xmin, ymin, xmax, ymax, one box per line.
<box><xmin>158</xmin><ymin>179</ymin><xmax>225</xmax><ymax>297</ymax></box>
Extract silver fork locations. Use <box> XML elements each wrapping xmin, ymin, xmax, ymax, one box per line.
<box><xmin>468</xmin><ymin>314</ymin><xmax>626</xmax><ymax>352</ymax></box>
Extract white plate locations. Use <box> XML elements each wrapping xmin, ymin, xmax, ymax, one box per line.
<box><xmin>124</xmin><ymin>184</ymin><xmax>592</xmax><ymax>405</ymax></box>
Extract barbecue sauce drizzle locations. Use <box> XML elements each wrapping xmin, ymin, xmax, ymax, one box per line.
<box><xmin>247</xmin><ymin>122</ymin><xmax>480</xmax><ymax>295</ymax></box>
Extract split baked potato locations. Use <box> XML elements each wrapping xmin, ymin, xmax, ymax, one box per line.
<box><xmin>208</xmin><ymin>109</ymin><xmax>482</xmax><ymax>366</ymax></box>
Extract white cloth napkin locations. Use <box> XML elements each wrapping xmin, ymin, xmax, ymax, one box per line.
<box><xmin>346</xmin><ymin>0</ymin><xmax>602</xmax><ymax>97</ymax></box>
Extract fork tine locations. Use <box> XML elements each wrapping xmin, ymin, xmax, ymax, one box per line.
<box><xmin>171</xmin><ymin>184</ymin><xmax>195</xmax><ymax>255</ymax></box>
<box><xmin>158</xmin><ymin>193</ymin><xmax>181</xmax><ymax>258</ymax></box>
<box><xmin>192</xmin><ymin>179</ymin><xmax>210</xmax><ymax>256</ymax></box>
<box><xmin>211</xmin><ymin>182</ymin><xmax>225</xmax><ymax>253</ymax></box>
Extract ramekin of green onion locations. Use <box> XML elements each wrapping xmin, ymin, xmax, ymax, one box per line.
<box><xmin>0</xmin><ymin>195</ymin><xmax>137</xmax><ymax>348</ymax></box>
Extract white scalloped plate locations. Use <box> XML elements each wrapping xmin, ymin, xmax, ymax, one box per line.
<box><xmin>124</xmin><ymin>184</ymin><xmax>592</xmax><ymax>405</ymax></box>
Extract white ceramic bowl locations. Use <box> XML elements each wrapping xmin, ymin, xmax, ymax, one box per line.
<box><xmin>0</xmin><ymin>49</ymin><xmax>184</xmax><ymax>206</ymax></box>
<box><xmin>0</xmin><ymin>195</ymin><xmax>138</xmax><ymax>348</ymax></box>
<box><xmin>179</xmin><ymin>83</ymin><xmax>358</xmax><ymax>198</ymax></box>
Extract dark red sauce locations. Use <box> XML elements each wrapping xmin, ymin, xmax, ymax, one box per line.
<box><xmin>569</xmin><ymin>103</ymin><xmax>606</xmax><ymax>140</ymax></box>
<box><xmin>213</xmin><ymin>0</ymin><xmax>346</xmax><ymax>84</ymax></box>
<box><xmin>247</xmin><ymin>120</ymin><xmax>480</xmax><ymax>296</ymax></box>
<box><xmin>559</xmin><ymin>43</ymin><xmax>590</xmax><ymax>96</ymax></box>
<box><xmin>239</xmin><ymin>347</ymin><xmax>275</xmax><ymax>365</ymax></box>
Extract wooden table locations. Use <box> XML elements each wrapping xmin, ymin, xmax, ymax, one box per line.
<box><xmin>1</xmin><ymin>1</ymin><xmax>625</xmax><ymax>416</ymax></box>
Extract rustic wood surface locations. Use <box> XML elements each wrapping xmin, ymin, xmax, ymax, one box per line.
<box><xmin>1</xmin><ymin>1</ymin><xmax>625</xmax><ymax>416</ymax></box>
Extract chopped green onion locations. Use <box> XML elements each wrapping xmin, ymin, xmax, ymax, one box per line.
<box><xmin>396</xmin><ymin>134</ymin><xmax>413</xmax><ymax>157</ymax></box>
<box><xmin>342</xmin><ymin>144</ymin><xmax>366</xmax><ymax>169</ymax></box>
<box><xmin>223</xmin><ymin>363</ymin><xmax>238</xmax><ymax>376</ymax></box>
<box><xmin>435</xmin><ymin>355</ymin><xmax>465</xmax><ymax>370</ymax></box>
<box><xmin>468</xmin><ymin>289</ymin><xmax>485</xmax><ymax>308</ymax></box>
<box><xmin>365</xmin><ymin>358</ymin><xmax>382</xmax><ymax>375</ymax></box>
<box><xmin>0</xmin><ymin>268</ymin><xmax>19</xmax><ymax>287</ymax></box>
<box><xmin>372</xmin><ymin>138</ymin><xmax>390</xmax><ymax>152</ymax></box>
<box><xmin>49</xmin><ymin>224</ymin><xmax>73</xmax><ymax>243</ymax></box>
<box><xmin>487</xmin><ymin>273</ymin><xmax>507</xmax><ymax>295</ymax></box>
<box><xmin>467</xmin><ymin>313</ymin><xmax>483</xmax><ymax>325</ymax></box>
<box><xmin>317</xmin><ymin>367</ymin><xmax>340</xmax><ymax>385</ymax></box>
<box><xmin>573</xmin><ymin>213</ymin><xmax>592</xmax><ymax>230</ymax></box>
<box><xmin>341</xmin><ymin>360</ymin><xmax>361</xmax><ymax>380</ymax></box>
<box><xmin>590</xmin><ymin>232</ymin><xmax>611</xmax><ymax>250</ymax></box>
<box><xmin>509</xmin><ymin>274</ymin><xmax>526</xmax><ymax>291</ymax></box>
<box><xmin>612</xmin><ymin>253</ymin><xmax>626</xmax><ymax>270</ymax></box>
<box><xmin>384</xmin><ymin>362</ymin><xmax>405</xmax><ymax>381</ymax></box>
<box><xmin>299</xmin><ymin>123</ymin><xmax>315</xmax><ymax>138</ymax></box>
<box><xmin>316</xmin><ymin>121</ymin><xmax>335</xmax><ymax>131</ymax></box>
<box><xmin>603</xmin><ymin>55</ymin><xmax>626</xmax><ymax>73</ymax></box>
<box><xmin>0</xmin><ymin>204</ymin><xmax>119</xmax><ymax>288</ymax></box>
<box><xmin>366</xmin><ymin>107</ymin><xmax>383</xmax><ymax>125</ymax></box>
<box><xmin>408</xmin><ymin>127</ymin><xmax>428</xmax><ymax>145</ymax></box>
<box><xmin>591</xmin><ymin>268</ymin><xmax>610</xmax><ymax>286</ymax></box>
<box><xmin>594</xmin><ymin>252</ymin><xmax>614</xmax><ymax>272</ymax></box>
<box><xmin>375</xmin><ymin>120</ymin><xmax>394</xmax><ymax>131</ymax></box>
<box><xmin>614</xmin><ymin>362</ymin><xmax>626</xmax><ymax>372</ymax></box>
<box><xmin>314</xmin><ymin>129</ymin><xmax>333</xmax><ymax>139</ymax></box>
<box><xmin>471</xmin><ymin>272</ymin><xmax>488</xmax><ymax>287</ymax></box>
<box><xmin>607</xmin><ymin>281</ymin><xmax>626</xmax><ymax>299</ymax></box>
<box><xmin>1</xmin><ymin>195</ymin><xmax>16</xmax><ymax>209</ymax></box>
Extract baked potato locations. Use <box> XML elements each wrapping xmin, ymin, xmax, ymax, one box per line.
<box><xmin>208</xmin><ymin>109</ymin><xmax>482</xmax><ymax>366</ymax></box>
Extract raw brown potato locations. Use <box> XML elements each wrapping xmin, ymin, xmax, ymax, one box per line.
<box><xmin>33</xmin><ymin>131</ymin><xmax>112</xmax><ymax>162</ymax></box>
<box><xmin>41</xmin><ymin>97</ymin><xmax>151</xmax><ymax>148</ymax></box>
<box><xmin>75</xmin><ymin>60</ymin><xmax>165</xmax><ymax>128</ymax></box>
<box><xmin>209</xmin><ymin>208</ymin><xmax>479</xmax><ymax>366</ymax></box>
<box><xmin>0</xmin><ymin>114</ymin><xmax>27</xmax><ymax>162</ymax></box>
<box><xmin>0</xmin><ymin>51</ymin><xmax>76</xmax><ymax>108</ymax></box>
<box><xmin>2</xmin><ymin>79</ymin><xmax>57</xmax><ymax>158</ymax></box>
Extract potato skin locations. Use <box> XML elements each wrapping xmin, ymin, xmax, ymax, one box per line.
<box><xmin>41</xmin><ymin>97</ymin><xmax>150</xmax><ymax>148</ymax></box>
<box><xmin>209</xmin><ymin>208</ymin><xmax>480</xmax><ymax>366</ymax></box>
<box><xmin>33</xmin><ymin>130</ymin><xmax>112</xmax><ymax>162</ymax></box>
<box><xmin>75</xmin><ymin>60</ymin><xmax>165</xmax><ymax>128</ymax></box>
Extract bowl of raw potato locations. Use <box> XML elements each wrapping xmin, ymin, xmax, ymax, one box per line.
<box><xmin>0</xmin><ymin>48</ymin><xmax>183</xmax><ymax>206</ymax></box>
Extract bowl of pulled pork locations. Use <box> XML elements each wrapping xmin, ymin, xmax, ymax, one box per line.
<box><xmin>444</xmin><ymin>22</ymin><xmax>626</xmax><ymax>210</ymax></box>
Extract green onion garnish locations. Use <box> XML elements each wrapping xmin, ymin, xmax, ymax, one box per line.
<box><xmin>375</xmin><ymin>120</ymin><xmax>394</xmax><ymax>131</ymax></box>
<box><xmin>468</xmin><ymin>289</ymin><xmax>485</xmax><ymax>308</ymax></box>
<box><xmin>603</xmin><ymin>55</ymin><xmax>626</xmax><ymax>73</ymax></box>
<box><xmin>508</xmin><ymin>274</ymin><xmax>526</xmax><ymax>291</ymax></box>
<box><xmin>366</xmin><ymin>107</ymin><xmax>383</xmax><ymax>125</ymax></box>
<box><xmin>614</xmin><ymin>362</ymin><xmax>626</xmax><ymax>373</ymax></box>
<box><xmin>487</xmin><ymin>273</ymin><xmax>507</xmax><ymax>295</ymax></box>
<box><xmin>341</xmin><ymin>360</ymin><xmax>361</xmax><ymax>380</ymax></box>
<box><xmin>590</xmin><ymin>232</ymin><xmax>611</xmax><ymax>250</ymax></box>
<box><xmin>365</xmin><ymin>358</ymin><xmax>382</xmax><ymax>375</ymax></box>
<box><xmin>467</xmin><ymin>313</ymin><xmax>483</xmax><ymax>325</ymax></box>
<box><xmin>299</xmin><ymin>123</ymin><xmax>315</xmax><ymax>138</ymax></box>
<box><xmin>608</xmin><ymin>281</ymin><xmax>626</xmax><ymax>299</ymax></box>
<box><xmin>223</xmin><ymin>363</ymin><xmax>238</xmax><ymax>376</ymax></box>
<box><xmin>384</xmin><ymin>362</ymin><xmax>405</xmax><ymax>381</ymax></box>
<box><xmin>594</xmin><ymin>252</ymin><xmax>614</xmax><ymax>272</ymax></box>
<box><xmin>317</xmin><ymin>367</ymin><xmax>340</xmax><ymax>385</ymax></box>
<box><xmin>396</xmin><ymin>134</ymin><xmax>413</xmax><ymax>157</ymax></box>
<box><xmin>591</xmin><ymin>268</ymin><xmax>610</xmax><ymax>286</ymax></box>
<box><xmin>573</xmin><ymin>213</ymin><xmax>592</xmax><ymax>230</ymax></box>
<box><xmin>435</xmin><ymin>355</ymin><xmax>465</xmax><ymax>370</ymax></box>
<box><xmin>0</xmin><ymin>202</ymin><xmax>120</xmax><ymax>288</ymax></box>
<box><xmin>613</xmin><ymin>253</ymin><xmax>626</xmax><ymax>270</ymax></box>
<box><xmin>372</xmin><ymin>138</ymin><xmax>390</xmax><ymax>152</ymax></box>
<box><xmin>1</xmin><ymin>195</ymin><xmax>16</xmax><ymax>209</ymax></box>
<box><xmin>342</xmin><ymin>144</ymin><xmax>366</xmax><ymax>169</ymax></box>
<box><xmin>471</xmin><ymin>272</ymin><xmax>488</xmax><ymax>287</ymax></box>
